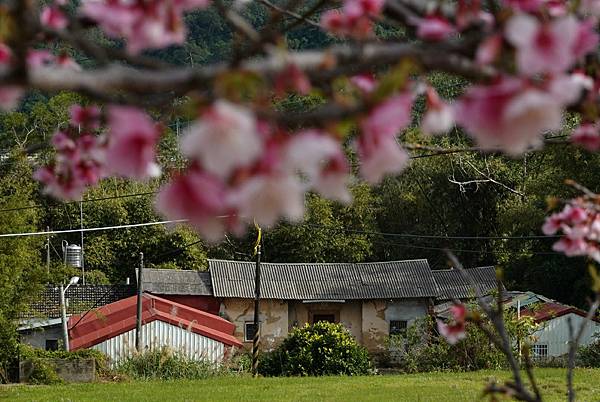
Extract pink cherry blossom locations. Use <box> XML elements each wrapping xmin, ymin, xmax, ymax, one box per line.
<box><xmin>321</xmin><ymin>0</ymin><xmax>383</xmax><ymax>39</ymax></box>
<box><xmin>180</xmin><ymin>100</ymin><xmax>262</xmax><ymax>179</ymax></box>
<box><xmin>35</xmin><ymin>131</ymin><xmax>106</xmax><ymax>200</ymax></box>
<box><xmin>80</xmin><ymin>0</ymin><xmax>211</xmax><ymax>54</ymax></box>
<box><xmin>547</xmin><ymin>73</ymin><xmax>591</xmax><ymax>105</ymax></box>
<box><xmin>505</xmin><ymin>14</ymin><xmax>579</xmax><ymax>76</ymax></box>
<box><xmin>580</xmin><ymin>0</ymin><xmax>600</xmax><ymax>16</ymax></box>
<box><xmin>571</xmin><ymin>123</ymin><xmax>600</xmax><ymax>151</ymax></box>
<box><xmin>358</xmin><ymin>136</ymin><xmax>410</xmax><ymax>184</ymax></box>
<box><xmin>105</xmin><ymin>106</ymin><xmax>161</xmax><ymax>180</ymax></box>
<box><xmin>573</xmin><ymin>18</ymin><xmax>599</xmax><ymax>60</ymax></box>
<box><xmin>284</xmin><ymin>130</ymin><xmax>352</xmax><ymax>203</ymax></box>
<box><xmin>502</xmin><ymin>0</ymin><xmax>545</xmax><ymax>12</ymax></box>
<box><xmin>455</xmin><ymin>78</ymin><xmax>563</xmax><ymax>155</ymax></box>
<box><xmin>420</xmin><ymin>87</ymin><xmax>454</xmax><ymax>136</ymax></box>
<box><xmin>0</xmin><ymin>43</ymin><xmax>12</xmax><ymax>66</ymax></box>
<box><xmin>313</xmin><ymin>154</ymin><xmax>352</xmax><ymax>204</ymax></box>
<box><xmin>350</xmin><ymin>74</ymin><xmax>377</xmax><ymax>94</ymax></box>
<box><xmin>70</xmin><ymin>105</ymin><xmax>101</xmax><ymax>130</ymax></box>
<box><xmin>361</xmin><ymin>92</ymin><xmax>414</xmax><ymax>140</ymax></box>
<box><xmin>230</xmin><ymin>174</ymin><xmax>305</xmax><ymax>228</ymax></box>
<box><xmin>438</xmin><ymin>304</ymin><xmax>467</xmax><ymax>345</ymax></box>
<box><xmin>476</xmin><ymin>34</ymin><xmax>503</xmax><ymax>66</ymax></box>
<box><xmin>40</xmin><ymin>6</ymin><xmax>69</xmax><ymax>30</ymax></box>
<box><xmin>155</xmin><ymin>168</ymin><xmax>228</xmax><ymax>242</ymax></box>
<box><xmin>416</xmin><ymin>15</ymin><xmax>456</xmax><ymax>42</ymax></box>
<box><xmin>0</xmin><ymin>86</ymin><xmax>23</xmax><ymax>111</ymax></box>
<box><xmin>274</xmin><ymin>64</ymin><xmax>311</xmax><ymax>96</ymax></box>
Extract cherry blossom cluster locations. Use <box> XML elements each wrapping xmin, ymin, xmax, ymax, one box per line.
<box><xmin>437</xmin><ymin>303</ymin><xmax>468</xmax><ymax>344</ymax></box>
<box><xmin>80</xmin><ymin>0</ymin><xmax>211</xmax><ymax>54</ymax></box>
<box><xmin>321</xmin><ymin>0</ymin><xmax>385</xmax><ymax>39</ymax></box>
<box><xmin>543</xmin><ymin>199</ymin><xmax>600</xmax><ymax>262</ymax></box>
<box><xmin>0</xmin><ymin>43</ymin><xmax>80</xmax><ymax>111</ymax></box>
<box><xmin>34</xmin><ymin>105</ymin><xmax>161</xmax><ymax>200</ymax></box>
<box><xmin>155</xmin><ymin>100</ymin><xmax>352</xmax><ymax>242</ymax></box>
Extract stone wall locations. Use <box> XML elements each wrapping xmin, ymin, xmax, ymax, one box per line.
<box><xmin>20</xmin><ymin>358</ymin><xmax>95</xmax><ymax>383</ymax></box>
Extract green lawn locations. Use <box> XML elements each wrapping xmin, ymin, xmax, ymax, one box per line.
<box><xmin>2</xmin><ymin>369</ymin><xmax>599</xmax><ymax>401</ymax></box>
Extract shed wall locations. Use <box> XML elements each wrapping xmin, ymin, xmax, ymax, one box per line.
<box><xmin>534</xmin><ymin>313</ymin><xmax>600</xmax><ymax>357</ymax></box>
<box><xmin>91</xmin><ymin>320</ymin><xmax>225</xmax><ymax>365</ymax></box>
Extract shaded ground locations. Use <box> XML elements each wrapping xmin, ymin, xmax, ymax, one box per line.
<box><xmin>1</xmin><ymin>368</ymin><xmax>599</xmax><ymax>401</ymax></box>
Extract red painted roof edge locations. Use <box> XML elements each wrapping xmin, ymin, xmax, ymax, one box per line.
<box><xmin>521</xmin><ymin>302</ymin><xmax>600</xmax><ymax>324</ymax></box>
<box><xmin>69</xmin><ymin>294</ymin><xmax>242</xmax><ymax>350</ymax></box>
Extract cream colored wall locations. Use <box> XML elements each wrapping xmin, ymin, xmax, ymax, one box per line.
<box><xmin>220</xmin><ymin>298</ymin><xmax>288</xmax><ymax>351</ymax></box>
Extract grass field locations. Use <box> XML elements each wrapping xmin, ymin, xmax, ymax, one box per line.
<box><xmin>1</xmin><ymin>368</ymin><xmax>599</xmax><ymax>401</ymax></box>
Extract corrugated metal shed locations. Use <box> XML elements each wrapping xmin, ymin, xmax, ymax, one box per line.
<box><xmin>69</xmin><ymin>293</ymin><xmax>242</xmax><ymax>364</ymax></box>
<box><xmin>433</xmin><ymin>266</ymin><xmax>498</xmax><ymax>301</ymax></box>
<box><xmin>142</xmin><ymin>269</ymin><xmax>213</xmax><ymax>296</ymax></box>
<box><xmin>209</xmin><ymin>259</ymin><xmax>437</xmax><ymax>299</ymax></box>
<box><xmin>91</xmin><ymin>320</ymin><xmax>225</xmax><ymax>365</ymax></box>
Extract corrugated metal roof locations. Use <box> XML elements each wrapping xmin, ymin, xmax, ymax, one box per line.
<box><xmin>142</xmin><ymin>269</ymin><xmax>212</xmax><ymax>296</ymax></box>
<box><xmin>22</xmin><ymin>285</ymin><xmax>135</xmax><ymax>319</ymax></box>
<box><xmin>433</xmin><ymin>266</ymin><xmax>498</xmax><ymax>301</ymax></box>
<box><xmin>209</xmin><ymin>259</ymin><xmax>438</xmax><ymax>299</ymax></box>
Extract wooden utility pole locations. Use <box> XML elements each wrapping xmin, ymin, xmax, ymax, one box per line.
<box><xmin>252</xmin><ymin>243</ymin><xmax>261</xmax><ymax>377</ymax></box>
<box><xmin>135</xmin><ymin>252</ymin><xmax>144</xmax><ymax>352</ymax></box>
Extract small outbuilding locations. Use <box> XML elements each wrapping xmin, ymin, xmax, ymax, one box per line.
<box><xmin>68</xmin><ymin>293</ymin><xmax>242</xmax><ymax>364</ymax></box>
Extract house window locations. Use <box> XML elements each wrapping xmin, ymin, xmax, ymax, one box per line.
<box><xmin>244</xmin><ymin>322</ymin><xmax>259</xmax><ymax>343</ymax></box>
<box><xmin>532</xmin><ymin>344</ymin><xmax>548</xmax><ymax>359</ymax></box>
<box><xmin>45</xmin><ymin>339</ymin><xmax>59</xmax><ymax>351</ymax></box>
<box><xmin>389</xmin><ymin>320</ymin><xmax>408</xmax><ymax>336</ymax></box>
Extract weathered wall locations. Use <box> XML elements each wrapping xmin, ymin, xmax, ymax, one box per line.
<box><xmin>220</xmin><ymin>298</ymin><xmax>288</xmax><ymax>351</ymax></box>
<box><xmin>288</xmin><ymin>301</ymin><xmax>363</xmax><ymax>342</ymax></box>
<box><xmin>361</xmin><ymin>299</ymin><xmax>430</xmax><ymax>353</ymax></box>
<box><xmin>19</xmin><ymin>325</ymin><xmax>63</xmax><ymax>350</ymax></box>
<box><xmin>20</xmin><ymin>359</ymin><xmax>95</xmax><ymax>383</ymax></box>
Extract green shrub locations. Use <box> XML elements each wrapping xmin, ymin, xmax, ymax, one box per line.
<box><xmin>578</xmin><ymin>337</ymin><xmax>600</xmax><ymax>367</ymax></box>
<box><xmin>116</xmin><ymin>347</ymin><xmax>228</xmax><ymax>380</ymax></box>
<box><xmin>259</xmin><ymin>322</ymin><xmax>372</xmax><ymax>377</ymax></box>
<box><xmin>382</xmin><ymin>316</ymin><xmax>507</xmax><ymax>372</ymax></box>
<box><xmin>26</xmin><ymin>360</ymin><xmax>63</xmax><ymax>385</ymax></box>
<box><xmin>19</xmin><ymin>344</ymin><xmax>109</xmax><ymax>376</ymax></box>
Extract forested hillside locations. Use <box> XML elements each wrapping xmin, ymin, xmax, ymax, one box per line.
<box><xmin>0</xmin><ymin>3</ymin><xmax>595</xmax><ymax>309</ymax></box>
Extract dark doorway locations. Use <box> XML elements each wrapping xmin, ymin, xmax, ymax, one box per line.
<box><xmin>312</xmin><ymin>314</ymin><xmax>336</xmax><ymax>324</ymax></box>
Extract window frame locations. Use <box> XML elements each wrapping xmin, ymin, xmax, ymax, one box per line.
<box><xmin>389</xmin><ymin>320</ymin><xmax>408</xmax><ymax>336</ymax></box>
<box><xmin>532</xmin><ymin>343</ymin><xmax>548</xmax><ymax>359</ymax></box>
<box><xmin>244</xmin><ymin>321</ymin><xmax>259</xmax><ymax>343</ymax></box>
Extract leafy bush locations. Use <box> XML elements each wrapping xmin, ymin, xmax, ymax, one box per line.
<box><xmin>577</xmin><ymin>337</ymin><xmax>600</xmax><ymax>367</ymax></box>
<box><xmin>26</xmin><ymin>359</ymin><xmax>63</xmax><ymax>385</ymax></box>
<box><xmin>19</xmin><ymin>344</ymin><xmax>109</xmax><ymax>376</ymax></box>
<box><xmin>116</xmin><ymin>347</ymin><xmax>228</xmax><ymax>380</ymax></box>
<box><xmin>259</xmin><ymin>322</ymin><xmax>372</xmax><ymax>377</ymax></box>
<box><xmin>381</xmin><ymin>316</ymin><xmax>507</xmax><ymax>372</ymax></box>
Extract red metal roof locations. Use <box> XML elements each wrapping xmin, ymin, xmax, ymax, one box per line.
<box><xmin>68</xmin><ymin>293</ymin><xmax>242</xmax><ymax>350</ymax></box>
<box><xmin>521</xmin><ymin>302</ymin><xmax>600</xmax><ymax>323</ymax></box>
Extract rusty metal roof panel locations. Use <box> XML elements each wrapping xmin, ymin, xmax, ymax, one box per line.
<box><xmin>142</xmin><ymin>269</ymin><xmax>213</xmax><ymax>296</ymax></box>
<box><xmin>209</xmin><ymin>259</ymin><xmax>437</xmax><ymax>300</ymax></box>
<box><xmin>433</xmin><ymin>266</ymin><xmax>498</xmax><ymax>301</ymax></box>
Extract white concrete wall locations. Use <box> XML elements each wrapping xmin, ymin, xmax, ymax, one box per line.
<box><xmin>533</xmin><ymin>313</ymin><xmax>600</xmax><ymax>357</ymax></box>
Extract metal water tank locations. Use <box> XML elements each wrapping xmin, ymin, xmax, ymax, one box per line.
<box><xmin>64</xmin><ymin>244</ymin><xmax>82</xmax><ymax>268</ymax></box>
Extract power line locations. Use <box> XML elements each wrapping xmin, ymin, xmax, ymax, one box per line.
<box><xmin>302</xmin><ymin>223</ymin><xmax>560</xmax><ymax>240</ymax></box>
<box><xmin>0</xmin><ymin>190</ymin><xmax>157</xmax><ymax>214</ymax></box>
<box><xmin>0</xmin><ymin>219</ymin><xmax>187</xmax><ymax>238</ymax></box>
